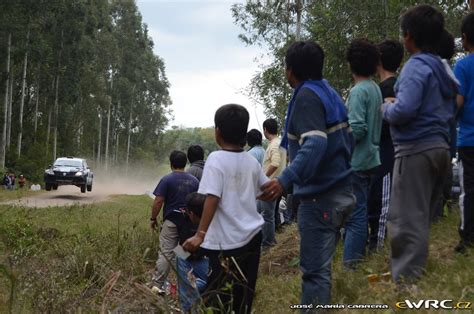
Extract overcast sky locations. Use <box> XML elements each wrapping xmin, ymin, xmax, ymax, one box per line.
<box><xmin>136</xmin><ymin>0</ymin><xmax>269</xmax><ymax>131</ymax></box>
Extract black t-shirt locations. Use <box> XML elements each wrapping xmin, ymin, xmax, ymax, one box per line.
<box><xmin>379</xmin><ymin>77</ymin><xmax>397</xmax><ymax>145</ymax></box>
<box><xmin>176</xmin><ymin>213</ymin><xmax>205</xmax><ymax>260</ymax></box>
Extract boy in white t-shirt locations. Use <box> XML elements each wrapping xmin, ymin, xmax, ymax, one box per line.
<box><xmin>183</xmin><ymin>104</ymin><xmax>268</xmax><ymax>313</ymax></box>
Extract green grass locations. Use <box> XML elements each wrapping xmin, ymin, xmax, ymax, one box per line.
<box><xmin>256</xmin><ymin>208</ymin><xmax>474</xmax><ymax>313</ymax></box>
<box><xmin>0</xmin><ymin>189</ymin><xmax>43</xmax><ymax>203</ymax></box>
<box><xmin>1</xmin><ymin>198</ymin><xmax>473</xmax><ymax>313</ymax></box>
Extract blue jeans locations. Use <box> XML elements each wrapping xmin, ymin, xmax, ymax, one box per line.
<box><xmin>343</xmin><ymin>171</ymin><xmax>374</xmax><ymax>267</ymax></box>
<box><xmin>177</xmin><ymin>256</ymin><xmax>209</xmax><ymax>312</ymax></box>
<box><xmin>298</xmin><ymin>184</ymin><xmax>354</xmax><ymax>306</ymax></box>
<box><xmin>257</xmin><ymin>200</ymin><xmax>276</xmax><ymax>247</ymax></box>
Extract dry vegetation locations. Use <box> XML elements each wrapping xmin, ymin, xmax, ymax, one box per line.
<box><xmin>1</xmin><ymin>194</ymin><xmax>473</xmax><ymax>313</ymax></box>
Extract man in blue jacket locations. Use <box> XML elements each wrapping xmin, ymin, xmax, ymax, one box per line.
<box><xmin>260</xmin><ymin>41</ymin><xmax>355</xmax><ymax>306</ymax></box>
<box><xmin>382</xmin><ymin>5</ymin><xmax>458</xmax><ymax>284</ymax></box>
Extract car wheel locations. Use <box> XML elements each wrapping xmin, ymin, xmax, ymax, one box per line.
<box><xmin>45</xmin><ymin>183</ymin><xmax>52</xmax><ymax>191</ymax></box>
<box><xmin>53</xmin><ymin>185</ymin><xmax>58</xmax><ymax>190</ymax></box>
<box><xmin>81</xmin><ymin>185</ymin><xmax>86</xmax><ymax>193</ymax></box>
<box><xmin>87</xmin><ymin>184</ymin><xmax>92</xmax><ymax>192</ymax></box>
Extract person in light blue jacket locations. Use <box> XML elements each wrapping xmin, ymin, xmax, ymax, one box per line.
<box><xmin>247</xmin><ymin>129</ymin><xmax>265</xmax><ymax>166</ymax></box>
<box><xmin>382</xmin><ymin>5</ymin><xmax>458</xmax><ymax>284</ymax></box>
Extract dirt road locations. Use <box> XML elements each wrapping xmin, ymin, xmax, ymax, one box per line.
<box><xmin>4</xmin><ymin>179</ymin><xmax>158</xmax><ymax>208</ymax></box>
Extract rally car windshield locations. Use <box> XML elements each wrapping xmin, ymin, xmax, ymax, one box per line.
<box><xmin>54</xmin><ymin>160</ymin><xmax>83</xmax><ymax>167</ymax></box>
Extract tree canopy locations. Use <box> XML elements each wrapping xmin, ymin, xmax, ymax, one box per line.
<box><xmin>232</xmin><ymin>0</ymin><xmax>469</xmax><ymax>123</ymax></box>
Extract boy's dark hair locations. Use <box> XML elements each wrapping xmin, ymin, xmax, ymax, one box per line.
<box><xmin>247</xmin><ymin>129</ymin><xmax>263</xmax><ymax>147</ymax></box>
<box><xmin>377</xmin><ymin>40</ymin><xmax>404</xmax><ymax>72</ymax></box>
<box><xmin>214</xmin><ymin>104</ymin><xmax>249</xmax><ymax>145</ymax></box>
<box><xmin>285</xmin><ymin>41</ymin><xmax>325</xmax><ymax>81</ymax></box>
<box><xmin>346</xmin><ymin>38</ymin><xmax>380</xmax><ymax>77</ymax></box>
<box><xmin>185</xmin><ymin>192</ymin><xmax>206</xmax><ymax>217</ymax></box>
<box><xmin>169</xmin><ymin>150</ymin><xmax>187</xmax><ymax>169</ymax></box>
<box><xmin>401</xmin><ymin>4</ymin><xmax>444</xmax><ymax>52</ymax></box>
<box><xmin>187</xmin><ymin>145</ymin><xmax>204</xmax><ymax>163</ymax></box>
<box><xmin>263</xmin><ymin>118</ymin><xmax>278</xmax><ymax>135</ymax></box>
<box><xmin>461</xmin><ymin>12</ymin><xmax>474</xmax><ymax>46</ymax></box>
<box><xmin>437</xmin><ymin>29</ymin><xmax>455</xmax><ymax>60</ymax></box>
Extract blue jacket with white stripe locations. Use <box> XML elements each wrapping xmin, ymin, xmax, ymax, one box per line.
<box><xmin>278</xmin><ymin>80</ymin><xmax>353</xmax><ymax>197</ymax></box>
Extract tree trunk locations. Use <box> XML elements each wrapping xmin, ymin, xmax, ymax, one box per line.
<box><xmin>1</xmin><ymin>33</ymin><xmax>11</xmax><ymax>170</ymax></box>
<box><xmin>295</xmin><ymin>0</ymin><xmax>302</xmax><ymax>40</ymax></box>
<box><xmin>6</xmin><ymin>67</ymin><xmax>13</xmax><ymax>149</ymax></box>
<box><xmin>97</xmin><ymin>112</ymin><xmax>102</xmax><ymax>166</ymax></box>
<box><xmin>52</xmin><ymin>72</ymin><xmax>59</xmax><ymax>161</ymax></box>
<box><xmin>105</xmin><ymin>101</ymin><xmax>111</xmax><ymax>172</ymax></box>
<box><xmin>45</xmin><ymin>77</ymin><xmax>54</xmax><ymax>157</ymax></box>
<box><xmin>46</xmin><ymin>107</ymin><xmax>51</xmax><ymax>157</ymax></box>
<box><xmin>53</xmin><ymin>31</ymin><xmax>63</xmax><ymax>162</ymax></box>
<box><xmin>17</xmin><ymin>29</ymin><xmax>30</xmax><ymax>157</ymax></box>
<box><xmin>125</xmin><ymin>110</ymin><xmax>132</xmax><ymax>174</ymax></box>
<box><xmin>33</xmin><ymin>83</ymin><xmax>39</xmax><ymax>141</ymax></box>
<box><xmin>470</xmin><ymin>0</ymin><xmax>474</xmax><ymax>11</ymax></box>
<box><xmin>105</xmin><ymin>72</ymin><xmax>113</xmax><ymax>172</ymax></box>
<box><xmin>115</xmin><ymin>132</ymin><xmax>119</xmax><ymax>165</ymax></box>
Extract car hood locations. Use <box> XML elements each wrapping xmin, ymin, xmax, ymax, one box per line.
<box><xmin>53</xmin><ymin>167</ymin><xmax>82</xmax><ymax>172</ymax></box>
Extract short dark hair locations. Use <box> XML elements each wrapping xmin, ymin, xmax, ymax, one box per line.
<box><xmin>461</xmin><ymin>12</ymin><xmax>474</xmax><ymax>46</ymax></box>
<box><xmin>185</xmin><ymin>192</ymin><xmax>206</xmax><ymax>217</ymax></box>
<box><xmin>263</xmin><ymin>118</ymin><xmax>278</xmax><ymax>135</ymax></box>
<box><xmin>401</xmin><ymin>5</ymin><xmax>444</xmax><ymax>52</ymax></box>
<box><xmin>214</xmin><ymin>104</ymin><xmax>249</xmax><ymax>145</ymax></box>
<box><xmin>346</xmin><ymin>38</ymin><xmax>380</xmax><ymax>77</ymax></box>
<box><xmin>187</xmin><ymin>145</ymin><xmax>204</xmax><ymax>163</ymax></box>
<box><xmin>377</xmin><ymin>40</ymin><xmax>404</xmax><ymax>72</ymax></box>
<box><xmin>247</xmin><ymin>129</ymin><xmax>263</xmax><ymax>147</ymax></box>
<box><xmin>169</xmin><ymin>150</ymin><xmax>187</xmax><ymax>169</ymax></box>
<box><xmin>437</xmin><ymin>29</ymin><xmax>455</xmax><ymax>60</ymax></box>
<box><xmin>285</xmin><ymin>41</ymin><xmax>325</xmax><ymax>81</ymax></box>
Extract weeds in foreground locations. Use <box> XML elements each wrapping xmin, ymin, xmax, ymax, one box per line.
<box><xmin>1</xmin><ymin>197</ymin><xmax>473</xmax><ymax>313</ymax></box>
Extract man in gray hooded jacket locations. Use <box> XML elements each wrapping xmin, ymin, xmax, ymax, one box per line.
<box><xmin>382</xmin><ymin>5</ymin><xmax>458</xmax><ymax>284</ymax></box>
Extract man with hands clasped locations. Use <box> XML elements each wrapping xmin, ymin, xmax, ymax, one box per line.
<box><xmin>260</xmin><ymin>41</ymin><xmax>355</xmax><ymax>306</ymax></box>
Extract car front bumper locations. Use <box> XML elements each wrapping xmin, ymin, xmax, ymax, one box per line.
<box><xmin>44</xmin><ymin>173</ymin><xmax>88</xmax><ymax>186</ymax></box>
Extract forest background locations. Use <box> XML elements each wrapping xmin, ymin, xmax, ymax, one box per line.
<box><xmin>0</xmin><ymin>0</ymin><xmax>471</xmax><ymax>183</ymax></box>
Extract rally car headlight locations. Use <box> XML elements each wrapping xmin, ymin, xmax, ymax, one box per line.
<box><xmin>45</xmin><ymin>169</ymin><xmax>54</xmax><ymax>175</ymax></box>
<box><xmin>75</xmin><ymin>171</ymin><xmax>84</xmax><ymax>176</ymax></box>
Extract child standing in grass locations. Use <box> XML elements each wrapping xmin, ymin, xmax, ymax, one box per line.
<box><xmin>344</xmin><ymin>39</ymin><xmax>383</xmax><ymax>268</ymax></box>
<box><xmin>183</xmin><ymin>104</ymin><xmax>268</xmax><ymax>313</ymax></box>
<box><xmin>176</xmin><ymin>192</ymin><xmax>208</xmax><ymax>312</ymax></box>
<box><xmin>454</xmin><ymin>12</ymin><xmax>474</xmax><ymax>254</ymax></box>
<box><xmin>383</xmin><ymin>5</ymin><xmax>458</xmax><ymax>283</ymax></box>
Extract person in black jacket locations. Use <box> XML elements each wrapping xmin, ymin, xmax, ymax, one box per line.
<box><xmin>176</xmin><ymin>192</ymin><xmax>208</xmax><ymax>312</ymax></box>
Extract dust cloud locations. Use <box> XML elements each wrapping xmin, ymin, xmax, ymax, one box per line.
<box><xmin>4</xmin><ymin>167</ymin><xmax>166</xmax><ymax>208</ymax></box>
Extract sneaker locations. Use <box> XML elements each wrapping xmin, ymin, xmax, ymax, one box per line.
<box><xmin>454</xmin><ymin>242</ymin><xmax>467</xmax><ymax>254</ymax></box>
<box><xmin>455</xmin><ymin>240</ymin><xmax>474</xmax><ymax>254</ymax></box>
<box><xmin>149</xmin><ymin>280</ymin><xmax>167</xmax><ymax>295</ymax></box>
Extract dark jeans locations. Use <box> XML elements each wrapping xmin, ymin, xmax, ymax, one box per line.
<box><xmin>459</xmin><ymin>147</ymin><xmax>474</xmax><ymax>243</ymax></box>
<box><xmin>344</xmin><ymin>170</ymin><xmax>376</xmax><ymax>267</ymax></box>
<box><xmin>257</xmin><ymin>200</ymin><xmax>276</xmax><ymax>247</ymax></box>
<box><xmin>177</xmin><ymin>257</ymin><xmax>208</xmax><ymax>311</ymax></box>
<box><xmin>203</xmin><ymin>232</ymin><xmax>262</xmax><ymax>314</ymax></box>
<box><xmin>298</xmin><ymin>183</ymin><xmax>355</xmax><ymax>306</ymax></box>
